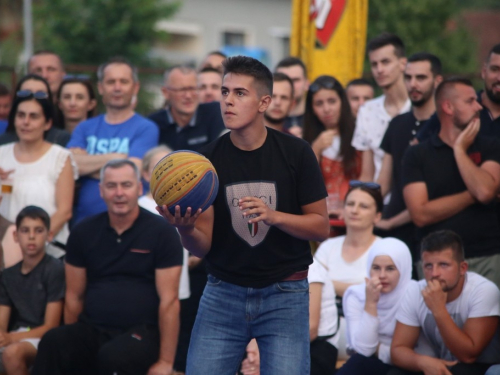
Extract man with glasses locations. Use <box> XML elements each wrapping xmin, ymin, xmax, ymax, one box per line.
<box><xmin>67</xmin><ymin>57</ymin><xmax>159</xmax><ymax>224</ymax></box>
<box><xmin>149</xmin><ymin>65</ymin><xmax>225</xmax><ymax>151</ymax></box>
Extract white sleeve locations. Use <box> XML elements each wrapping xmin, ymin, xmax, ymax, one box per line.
<box><xmin>395</xmin><ymin>282</ymin><xmax>422</xmax><ymax>327</ymax></box>
<box><xmin>344</xmin><ymin>290</ymin><xmax>379</xmax><ymax>356</ymax></box>
<box><xmin>351</xmin><ymin>105</ymin><xmax>370</xmax><ymax>151</ymax></box>
<box><xmin>308</xmin><ymin>259</ymin><xmax>327</xmax><ymax>284</ymax></box>
<box><xmin>468</xmin><ymin>277</ymin><xmax>500</xmax><ymax>318</ymax></box>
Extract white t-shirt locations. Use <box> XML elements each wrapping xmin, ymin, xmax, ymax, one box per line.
<box><xmin>314</xmin><ymin>235</ymin><xmax>381</xmax><ymax>284</ymax></box>
<box><xmin>0</xmin><ymin>143</ymin><xmax>77</xmax><ymax>244</ymax></box>
<box><xmin>138</xmin><ymin>195</ymin><xmax>190</xmax><ymax>300</ymax></box>
<box><xmin>308</xmin><ymin>258</ymin><xmax>339</xmax><ymax>347</ymax></box>
<box><xmin>351</xmin><ymin>95</ymin><xmax>411</xmax><ymax>181</ymax></box>
<box><xmin>396</xmin><ymin>272</ymin><xmax>500</xmax><ymax>364</ymax></box>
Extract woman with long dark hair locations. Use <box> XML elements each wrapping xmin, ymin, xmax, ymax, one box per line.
<box><xmin>303</xmin><ymin>76</ymin><xmax>361</xmax><ymax>215</ymax></box>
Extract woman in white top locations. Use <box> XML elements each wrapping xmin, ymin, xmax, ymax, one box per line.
<box><xmin>0</xmin><ymin>90</ymin><xmax>76</xmax><ymax>249</ymax></box>
<box><xmin>314</xmin><ymin>181</ymin><xmax>384</xmax><ymax>298</ymax></box>
<box><xmin>337</xmin><ymin>237</ymin><xmax>413</xmax><ymax>375</ymax></box>
<box><xmin>138</xmin><ymin>145</ymin><xmax>190</xmax><ymax>300</ymax></box>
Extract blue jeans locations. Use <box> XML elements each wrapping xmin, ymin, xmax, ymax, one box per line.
<box><xmin>186</xmin><ymin>274</ymin><xmax>310</xmax><ymax>375</ymax></box>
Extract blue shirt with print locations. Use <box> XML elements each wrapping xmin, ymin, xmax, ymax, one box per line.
<box><xmin>68</xmin><ymin>114</ymin><xmax>159</xmax><ymax>223</ymax></box>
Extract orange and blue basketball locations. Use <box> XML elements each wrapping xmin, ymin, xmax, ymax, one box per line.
<box><xmin>150</xmin><ymin>150</ymin><xmax>218</xmax><ymax>215</ymax></box>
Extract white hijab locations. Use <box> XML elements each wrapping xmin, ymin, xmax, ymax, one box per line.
<box><xmin>343</xmin><ymin>237</ymin><xmax>413</xmax><ymax>342</ymax></box>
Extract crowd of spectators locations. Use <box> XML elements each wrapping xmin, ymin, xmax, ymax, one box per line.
<box><xmin>0</xmin><ymin>31</ymin><xmax>499</xmax><ymax>374</ymax></box>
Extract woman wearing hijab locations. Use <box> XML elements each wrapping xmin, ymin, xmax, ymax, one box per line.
<box><xmin>337</xmin><ymin>237</ymin><xmax>414</xmax><ymax>375</ymax></box>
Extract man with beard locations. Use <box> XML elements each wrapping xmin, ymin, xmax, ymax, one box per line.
<box><xmin>417</xmin><ymin>43</ymin><xmax>500</xmax><ymax>141</ymax></box>
<box><xmin>390</xmin><ymin>230</ymin><xmax>500</xmax><ymax>375</ymax></box>
<box><xmin>402</xmin><ymin>77</ymin><xmax>500</xmax><ymax>287</ymax></box>
<box><xmin>264</xmin><ymin>72</ymin><xmax>295</xmax><ymax>134</ymax></box>
<box><xmin>376</xmin><ymin>53</ymin><xmax>442</xmax><ymax>258</ymax></box>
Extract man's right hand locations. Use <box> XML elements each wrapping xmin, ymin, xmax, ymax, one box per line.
<box><xmin>418</xmin><ymin>356</ymin><xmax>457</xmax><ymax>375</ymax></box>
<box><xmin>156</xmin><ymin>205</ymin><xmax>202</xmax><ymax>233</ymax></box>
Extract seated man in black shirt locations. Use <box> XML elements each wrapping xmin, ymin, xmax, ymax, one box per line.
<box><xmin>402</xmin><ymin>77</ymin><xmax>500</xmax><ymax>287</ymax></box>
<box><xmin>32</xmin><ymin>159</ymin><xmax>183</xmax><ymax>375</ymax></box>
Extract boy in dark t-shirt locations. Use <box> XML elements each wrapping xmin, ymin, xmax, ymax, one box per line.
<box><xmin>0</xmin><ymin>206</ymin><xmax>64</xmax><ymax>374</ymax></box>
<box><xmin>158</xmin><ymin>56</ymin><xmax>329</xmax><ymax>374</ymax></box>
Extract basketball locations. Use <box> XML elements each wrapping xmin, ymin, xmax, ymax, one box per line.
<box><xmin>150</xmin><ymin>150</ymin><xmax>219</xmax><ymax>215</ymax></box>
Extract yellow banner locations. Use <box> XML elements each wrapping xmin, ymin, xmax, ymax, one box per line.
<box><xmin>290</xmin><ymin>0</ymin><xmax>368</xmax><ymax>86</ymax></box>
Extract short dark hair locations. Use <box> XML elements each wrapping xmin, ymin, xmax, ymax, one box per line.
<box><xmin>420</xmin><ymin>230</ymin><xmax>465</xmax><ymax>262</ymax></box>
<box><xmin>435</xmin><ymin>76</ymin><xmax>474</xmax><ymax>107</ymax></box>
<box><xmin>16</xmin><ymin>205</ymin><xmax>51</xmax><ymax>231</ymax></box>
<box><xmin>198</xmin><ymin>66</ymin><xmax>222</xmax><ymax>75</ymax></box>
<box><xmin>345</xmin><ymin>185</ymin><xmax>384</xmax><ymax>213</ymax></box>
<box><xmin>346</xmin><ymin>78</ymin><xmax>373</xmax><ymax>90</ymax></box>
<box><xmin>272</xmin><ymin>72</ymin><xmax>294</xmax><ymax>99</ymax></box>
<box><xmin>367</xmin><ymin>32</ymin><xmax>405</xmax><ymax>58</ymax></box>
<box><xmin>223</xmin><ymin>56</ymin><xmax>273</xmax><ymax>96</ymax></box>
<box><xmin>408</xmin><ymin>52</ymin><xmax>442</xmax><ymax>76</ymax></box>
<box><xmin>97</xmin><ymin>56</ymin><xmax>138</xmax><ymax>82</ymax></box>
<box><xmin>6</xmin><ymin>74</ymin><xmax>55</xmax><ymax>135</ymax></box>
<box><xmin>486</xmin><ymin>43</ymin><xmax>500</xmax><ymax>63</ymax></box>
<box><xmin>28</xmin><ymin>50</ymin><xmax>65</xmax><ymax>71</ymax></box>
<box><xmin>275</xmin><ymin>56</ymin><xmax>307</xmax><ymax>78</ymax></box>
<box><xmin>57</xmin><ymin>78</ymin><xmax>97</xmax><ymax>119</ymax></box>
<box><xmin>0</xmin><ymin>83</ymin><xmax>9</xmax><ymax>97</ymax></box>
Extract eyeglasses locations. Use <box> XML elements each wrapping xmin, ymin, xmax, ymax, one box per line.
<box><xmin>166</xmin><ymin>86</ymin><xmax>198</xmax><ymax>94</ymax></box>
<box><xmin>349</xmin><ymin>180</ymin><xmax>381</xmax><ymax>190</ymax></box>
<box><xmin>309</xmin><ymin>79</ymin><xmax>337</xmax><ymax>93</ymax></box>
<box><xmin>16</xmin><ymin>90</ymin><xmax>49</xmax><ymax>100</ymax></box>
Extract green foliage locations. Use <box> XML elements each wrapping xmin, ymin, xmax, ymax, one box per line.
<box><xmin>33</xmin><ymin>0</ymin><xmax>179</xmax><ymax>66</ymax></box>
<box><xmin>368</xmin><ymin>0</ymin><xmax>478</xmax><ymax>74</ymax></box>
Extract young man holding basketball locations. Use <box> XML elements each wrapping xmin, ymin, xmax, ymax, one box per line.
<box><xmin>159</xmin><ymin>56</ymin><xmax>329</xmax><ymax>374</ymax></box>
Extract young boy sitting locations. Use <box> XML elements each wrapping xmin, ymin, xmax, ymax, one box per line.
<box><xmin>0</xmin><ymin>206</ymin><xmax>64</xmax><ymax>374</ymax></box>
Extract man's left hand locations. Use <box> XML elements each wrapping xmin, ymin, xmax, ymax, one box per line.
<box><xmin>239</xmin><ymin>197</ymin><xmax>276</xmax><ymax>226</ymax></box>
<box><xmin>147</xmin><ymin>359</ymin><xmax>174</xmax><ymax>375</ymax></box>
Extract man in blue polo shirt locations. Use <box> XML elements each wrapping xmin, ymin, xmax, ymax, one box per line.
<box><xmin>148</xmin><ymin>65</ymin><xmax>225</xmax><ymax>151</ymax></box>
<box><xmin>67</xmin><ymin>57</ymin><xmax>159</xmax><ymax>224</ymax></box>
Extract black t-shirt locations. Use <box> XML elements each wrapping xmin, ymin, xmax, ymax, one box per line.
<box><xmin>148</xmin><ymin>102</ymin><xmax>225</xmax><ymax>151</ymax></box>
<box><xmin>402</xmin><ymin>134</ymin><xmax>500</xmax><ymax>258</ymax></box>
<box><xmin>200</xmin><ymin>128</ymin><xmax>327</xmax><ymax>288</ymax></box>
<box><xmin>65</xmin><ymin>208</ymin><xmax>183</xmax><ymax>329</ymax></box>
<box><xmin>0</xmin><ymin>254</ymin><xmax>65</xmax><ymax>330</ymax></box>
<box><xmin>284</xmin><ymin>114</ymin><xmax>304</xmax><ymax>129</ymax></box>
<box><xmin>380</xmin><ymin>111</ymin><xmax>428</xmax><ymax>218</ymax></box>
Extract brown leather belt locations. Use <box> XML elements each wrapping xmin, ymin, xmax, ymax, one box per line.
<box><xmin>282</xmin><ymin>269</ymin><xmax>308</xmax><ymax>281</ymax></box>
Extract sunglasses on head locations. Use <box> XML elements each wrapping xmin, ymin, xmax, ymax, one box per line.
<box><xmin>309</xmin><ymin>79</ymin><xmax>337</xmax><ymax>93</ymax></box>
<box><xmin>16</xmin><ymin>90</ymin><xmax>49</xmax><ymax>100</ymax></box>
<box><xmin>349</xmin><ymin>180</ymin><xmax>381</xmax><ymax>190</ymax></box>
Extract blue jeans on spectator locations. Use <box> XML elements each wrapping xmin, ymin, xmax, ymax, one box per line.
<box><xmin>186</xmin><ymin>274</ymin><xmax>310</xmax><ymax>375</ymax></box>
<box><xmin>486</xmin><ymin>365</ymin><xmax>500</xmax><ymax>375</ymax></box>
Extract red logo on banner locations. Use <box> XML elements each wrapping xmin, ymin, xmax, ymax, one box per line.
<box><xmin>310</xmin><ymin>0</ymin><xmax>347</xmax><ymax>47</ymax></box>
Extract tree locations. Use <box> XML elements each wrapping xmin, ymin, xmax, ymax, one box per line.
<box><xmin>367</xmin><ymin>0</ymin><xmax>478</xmax><ymax>74</ymax></box>
<box><xmin>33</xmin><ymin>0</ymin><xmax>179</xmax><ymax>66</ymax></box>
